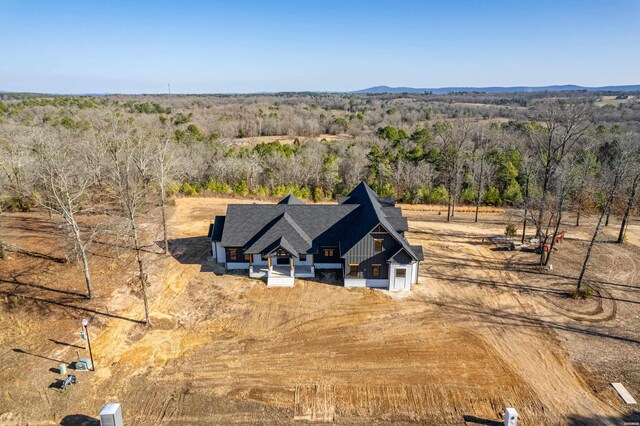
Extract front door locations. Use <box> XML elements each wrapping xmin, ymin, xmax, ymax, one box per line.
<box><xmin>276</xmin><ymin>256</ymin><xmax>290</xmax><ymax>265</ymax></box>
<box><xmin>394</xmin><ymin>268</ymin><xmax>406</xmax><ymax>290</ymax></box>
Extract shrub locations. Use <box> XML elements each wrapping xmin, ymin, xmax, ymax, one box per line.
<box><xmin>483</xmin><ymin>186</ymin><xmax>501</xmax><ymax>206</ymax></box>
<box><xmin>505</xmin><ymin>223</ymin><xmax>518</xmax><ymax>239</ymax></box>
<box><xmin>423</xmin><ymin>185</ymin><xmax>448</xmax><ymax>204</ymax></box>
<box><xmin>233</xmin><ymin>180</ymin><xmax>249</xmax><ymax>197</ymax></box>
<box><xmin>251</xmin><ymin>185</ymin><xmax>270</xmax><ymax>197</ymax></box>
<box><xmin>313</xmin><ymin>187</ymin><xmax>325</xmax><ymax>202</ymax></box>
<box><xmin>180</xmin><ymin>182</ymin><xmax>198</xmax><ymax>196</ymax></box>
<box><xmin>460</xmin><ymin>187</ymin><xmax>476</xmax><ymax>204</ymax></box>
<box><xmin>503</xmin><ymin>180</ymin><xmax>523</xmax><ymax>205</ymax></box>
<box><xmin>572</xmin><ymin>288</ymin><xmax>594</xmax><ymax>299</ymax></box>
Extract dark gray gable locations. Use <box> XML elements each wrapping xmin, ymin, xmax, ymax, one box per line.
<box><xmin>210</xmin><ymin>216</ymin><xmax>226</xmax><ymax>242</ymax></box>
<box><xmin>219</xmin><ymin>204</ymin><xmax>357</xmax><ymax>249</ymax></box>
<box><xmin>389</xmin><ymin>248</ymin><xmax>414</xmax><ymax>264</ymax></box>
<box><xmin>338</xmin><ymin>182</ymin><xmax>419</xmax><ymax>261</ymax></box>
<box><xmin>245</xmin><ymin>212</ymin><xmax>312</xmax><ymax>255</ymax></box>
<box><xmin>278</xmin><ymin>194</ymin><xmax>304</xmax><ymax>205</ymax></box>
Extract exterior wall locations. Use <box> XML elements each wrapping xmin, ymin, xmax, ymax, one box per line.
<box><xmin>315</xmin><ymin>247</ymin><xmax>341</xmax><ymax>263</ymax></box>
<box><xmin>227</xmin><ymin>262</ymin><xmax>250</xmax><ymax>270</ymax></box>
<box><xmin>252</xmin><ymin>255</ymin><xmax>268</xmax><ymax>266</ymax></box>
<box><xmin>344</xmin><ymin>278</ymin><xmax>389</xmax><ymax>288</ymax></box>
<box><xmin>294</xmin><ymin>255</ymin><xmax>313</xmax><ymax>266</ymax></box>
<box><xmin>314</xmin><ymin>263</ymin><xmax>342</xmax><ymax>269</ymax></box>
<box><xmin>343</xmin><ymin>230</ymin><xmax>400</xmax><ymax>280</ymax></box>
<box><xmin>211</xmin><ymin>241</ymin><xmax>217</xmax><ymax>259</ymax></box>
<box><xmin>215</xmin><ymin>243</ymin><xmax>226</xmax><ymax>263</ymax></box>
<box><xmin>388</xmin><ymin>262</ymin><xmax>418</xmax><ymax>291</ymax></box>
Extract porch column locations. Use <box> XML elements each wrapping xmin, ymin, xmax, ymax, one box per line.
<box><xmin>249</xmin><ymin>254</ymin><xmax>253</xmax><ymax>274</ymax></box>
<box><xmin>290</xmin><ymin>257</ymin><xmax>294</xmax><ymax>277</ymax></box>
<box><xmin>267</xmin><ymin>256</ymin><xmax>272</xmax><ymax>277</ymax></box>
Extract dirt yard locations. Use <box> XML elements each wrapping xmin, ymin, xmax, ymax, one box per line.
<box><xmin>0</xmin><ymin>197</ymin><xmax>638</xmax><ymax>425</ymax></box>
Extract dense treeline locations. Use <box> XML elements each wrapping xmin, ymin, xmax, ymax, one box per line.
<box><xmin>1</xmin><ymin>92</ymin><xmax>639</xmax><ymax>304</ymax></box>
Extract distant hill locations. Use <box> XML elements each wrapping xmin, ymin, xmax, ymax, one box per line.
<box><xmin>353</xmin><ymin>85</ymin><xmax>640</xmax><ymax>94</ymax></box>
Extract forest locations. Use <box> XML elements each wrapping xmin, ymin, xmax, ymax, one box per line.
<box><xmin>1</xmin><ymin>91</ymin><xmax>639</xmax><ymax>312</ymax></box>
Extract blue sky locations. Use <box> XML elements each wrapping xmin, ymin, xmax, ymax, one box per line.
<box><xmin>1</xmin><ymin>0</ymin><xmax>639</xmax><ymax>93</ymax></box>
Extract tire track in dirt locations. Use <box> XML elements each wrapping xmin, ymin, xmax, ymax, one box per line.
<box><xmin>409</xmin><ymin>219</ymin><xmax>621</xmax><ymax>422</ymax></box>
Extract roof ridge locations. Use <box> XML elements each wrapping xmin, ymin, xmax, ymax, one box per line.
<box><xmin>280</xmin><ymin>212</ymin><xmax>312</xmax><ymax>245</ymax></box>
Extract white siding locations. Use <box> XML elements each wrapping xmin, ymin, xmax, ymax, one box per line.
<box><xmin>388</xmin><ymin>262</ymin><xmax>418</xmax><ymax>291</ymax></box>
<box><xmin>226</xmin><ymin>262</ymin><xmax>250</xmax><ymax>270</ymax></box>
<box><xmin>216</xmin><ymin>243</ymin><xmax>226</xmax><ymax>264</ymax></box>
<box><xmin>295</xmin><ymin>255</ymin><xmax>313</xmax><ymax>266</ymax></box>
<box><xmin>253</xmin><ymin>256</ymin><xmax>268</xmax><ymax>266</ymax></box>
<box><xmin>314</xmin><ymin>263</ymin><xmax>342</xmax><ymax>269</ymax></box>
<box><xmin>344</xmin><ymin>278</ymin><xmax>389</xmax><ymax>288</ymax></box>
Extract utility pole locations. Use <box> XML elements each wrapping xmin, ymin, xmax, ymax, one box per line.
<box><xmin>81</xmin><ymin>319</ymin><xmax>95</xmax><ymax>371</ymax></box>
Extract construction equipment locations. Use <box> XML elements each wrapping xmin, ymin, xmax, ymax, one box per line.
<box><xmin>61</xmin><ymin>374</ymin><xmax>77</xmax><ymax>392</ymax></box>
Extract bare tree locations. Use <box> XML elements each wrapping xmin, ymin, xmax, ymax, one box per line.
<box><xmin>31</xmin><ymin>129</ymin><xmax>97</xmax><ymax>298</ymax></box>
<box><xmin>577</xmin><ymin>131</ymin><xmax>633</xmax><ymax>290</ymax></box>
<box><xmin>101</xmin><ymin>117</ymin><xmax>153</xmax><ymax>326</ymax></box>
<box><xmin>152</xmin><ymin>133</ymin><xmax>182</xmax><ymax>254</ymax></box>
<box><xmin>526</xmin><ymin>100</ymin><xmax>593</xmax><ymax>240</ymax></box>
<box><xmin>433</xmin><ymin>118</ymin><xmax>472</xmax><ymax>222</ymax></box>
<box><xmin>616</xmin><ymin>130</ymin><xmax>640</xmax><ymax>243</ymax></box>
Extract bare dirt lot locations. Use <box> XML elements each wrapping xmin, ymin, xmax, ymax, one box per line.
<box><xmin>0</xmin><ymin>197</ymin><xmax>639</xmax><ymax>425</ymax></box>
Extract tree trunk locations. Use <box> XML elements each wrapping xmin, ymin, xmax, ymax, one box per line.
<box><xmin>131</xmin><ymin>216</ymin><xmax>151</xmax><ymax>326</ymax></box>
<box><xmin>160</xmin><ymin>185</ymin><xmax>169</xmax><ymax>254</ymax></box>
<box><xmin>446</xmin><ymin>191</ymin><xmax>452</xmax><ymax>222</ymax></box>
<box><xmin>544</xmin><ymin>209</ymin><xmax>563</xmax><ymax>266</ymax></box>
<box><xmin>617</xmin><ymin>174</ymin><xmax>639</xmax><ymax>243</ymax></box>
<box><xmin>575</xmin><ymin>210</ymin><xmax>581</xmax><ymax>227</ymax></box>
<box><xmin>576</xmin><ymin>204</ymin><xmax>609</xmax><ymax>290</ymax></box>
<box><xmin>72</xmin><ymin>223</ymin><xmax>93</xmax><ymax>299</ymax></box>
<box><xmin>0</xmin><ymin>240</ymin><xmax>5</xmax><ymax>260</ymax></box>
<box><xmin>577</xmin><ymin>173</ymin><xmax>621</xmax><ymax>290</ymax></box>
<box><xmin>605</xmin><ymin>209</ymin><xmax>611</xmax><ymax>227</ymax></box>
<box><xmin>536</xmin><ymin>171</ymin><xmax>551</xmax><ymax>238</ymax></box>
<box><xmin>521</xmin><ymin>214</ymin><xmax>527</xmax><ymax>244</ymax></box>
<box><xmin>475</xmin><ymin>156</ymin><xmax>484</xmax><ymax>223</ymax></box>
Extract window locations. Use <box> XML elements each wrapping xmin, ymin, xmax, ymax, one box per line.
<box><xmin>372</xmin><ymin>264</ymin><xmax>381</xmax><ymax>278</ymax></box>
<box><xmin>323</xmin><ymin>248</ymin><xmax>335</xmax><ymax>257</ymax></box>
<box><xmin>300</xmin><ymin>254</ymin><xmax>306</xmax><ymax>261</ymax></box>
<box><xmin>374</xmin><ymin>239</ymin><xmax>383</xmax><ymax>252</ymax></box>
<box><xmin>228</xmin><ymin>249</ymin><xmax>237</xmax><ymax>261</ymax></box>
<box><xmin>349</xmin><ymin>264</ymin><xmax>359</xmax><ymax>277</ymax></box>
<box><xmin>395</xmin><ymin>268</ymin><xmax>406</xmax><ymax>278</ymax></box>
<box><xmin>372</xmin><ymin>224</ymin><xmax>387</xmax><ymax>233</ymax></box>
<box><xmin>244</xmin><ymin>253</ymin><xmax>251</xmax><ymax>262</ymax></box>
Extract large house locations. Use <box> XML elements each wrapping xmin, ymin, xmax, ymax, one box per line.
<box><xmin>209</xmin><ymin>182</ymin><xmax>424</xmax><ymax>289</ymax></box>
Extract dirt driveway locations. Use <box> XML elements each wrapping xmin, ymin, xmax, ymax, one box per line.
<box><xmin>0</xmin><ymin>198</ymin><xmax>638</xmax><ymax>425</ymax></box>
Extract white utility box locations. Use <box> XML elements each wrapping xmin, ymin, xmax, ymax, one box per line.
<box><xmin>99</xmin><ymin>402</ymin><xmax>123</xmax><ymax>426</ymax></box>
<box><xmin>504</xmin><ymin>407</ymin><xmax>518</xmax><ymax>426</ymax></box>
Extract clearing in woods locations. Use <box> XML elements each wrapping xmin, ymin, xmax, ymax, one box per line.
<box><xmin>0</xmin><ymin>197</ymin><xmax>639</xmax><ymax>425</ymax></box>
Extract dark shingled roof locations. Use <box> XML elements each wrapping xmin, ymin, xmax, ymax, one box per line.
<box><xmin>245</xmin><ymin>212</ymin><xmax>312</xmax><ymax>256</ymax></box>
<box><xmin>210</xmin><ymin>216</ymin><xmax>225</xmax><ymax>242</ymax></box>
<box><xmin>278</xmin><ymin>194</ymin><xmax>304</xmax><ymax>205</ymax></box>
<box><xmin>218</xmin><ymin>182</ymin><xmax>422</xmax><ymax>261</ymax></box>
<box><xmin>410</xmin><ymin>245</ymin><xmax>424</xmax><ymax>261</ymax></box>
